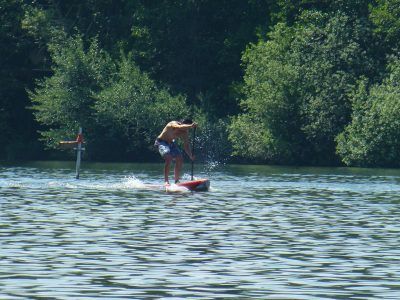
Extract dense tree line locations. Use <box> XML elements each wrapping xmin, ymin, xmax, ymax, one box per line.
<box><xmin>1</xmin><ymin>0</ymin><xmax>400</xmax><ymax>166</ymax></box>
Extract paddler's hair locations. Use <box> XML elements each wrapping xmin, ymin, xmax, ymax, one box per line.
<box><xmin>178</xmin><ymin>118</ymin><xmax>193</xmax><ymax>125</ymax></box>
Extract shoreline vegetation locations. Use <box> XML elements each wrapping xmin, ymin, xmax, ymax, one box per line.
<box><xmin>2</xmin><ymin>0</ymin><xmax>400</xmax><ymax>168</ymax></box>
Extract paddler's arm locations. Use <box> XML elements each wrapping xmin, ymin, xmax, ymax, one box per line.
<box><xmin>170</xmin><ymin>121</ymin><xmax>197</xmax><ymax>129</ymax></box>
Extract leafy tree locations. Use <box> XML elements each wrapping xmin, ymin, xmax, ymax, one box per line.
<box><xmin>94</xmin><ymin>53</ymin><xmax>190</xmax><ymax>160</ymax></box>
<box><xmin>230</xmin><ymin>11</ymin><xmax>377</xmax><ymax>165</ymax></box>
<box><xmin>30</xmin><ymin>35</ymin><xmax>115</xmax><ymax>149</ymax></box>
<box><xmin>229</xmin><ymin>22</ymin><xmax>302</xmax><ymax>164</ymax></box>
<box><xmin>336</xmin><ymin>55</ymin><xmax>400</xmax><ymax>167</ymax></box>
<box><xmin>30</xmin><ymin>34</ymin><xmax>191</xmax><ymax>161</ymax></box>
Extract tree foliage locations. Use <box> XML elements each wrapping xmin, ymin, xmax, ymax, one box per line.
<box><xmin>336</xmin><ymin>56</ymin><xmax>400</xmax><ymax>167</ymax></box>
<box><xmin>30</xmin><ymin>35</ymin><xmax>189</xmax><ymax>161</ymax></box>
<box><xmin>2</xmin><ymin>0</ymin><xmax>400</xmax><ymax>166</ymax></box>
<box><xmin>230</xmin><ymin>11</ymin><xmax>377</xmax><ymax>165</ymax></box>
<box><xmin>30</xmin><ymin>35</ymin><xmax>113</xmax><ymax>147</ymax></box>
<box><xmin>94</xmin><ymin>53</ymin><xmax>189</xmax><ymax>160</ymax></box>
<box><xmin>369</xmin><ymin>0</ymin><xmax>400</xmax><ymax>51</ymax></box>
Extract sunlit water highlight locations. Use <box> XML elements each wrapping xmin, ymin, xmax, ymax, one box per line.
<box><xmin>1</xmin><ymin>162</ymin><xmax>400</xmax><ymax>299</ymax></box>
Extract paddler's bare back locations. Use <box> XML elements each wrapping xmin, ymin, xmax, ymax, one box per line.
<box><xmin>157</xmin><ymin>121</ymin><xmax>188</xmax><ymax>143</ymax></box>
<box><xmin>155</xmin><ymin>119</ymin><xmax>197</xmax><ymax>184</ymax></box>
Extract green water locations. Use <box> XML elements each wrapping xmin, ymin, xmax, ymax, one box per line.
<box><xmin>1</xmin><ymin>161</ymin><xmax>400</xmax><ymax>299</ymax></box>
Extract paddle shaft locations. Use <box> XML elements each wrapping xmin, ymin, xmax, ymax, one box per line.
<box><xmin>191</xmin><ymin>127</ymin><xmax>196</xmax><ymax>180</ymax></box>
<box><xmin>75</xmin><ymin>127</ymin><xmax>83</xmax><ymax>179</ymax></box>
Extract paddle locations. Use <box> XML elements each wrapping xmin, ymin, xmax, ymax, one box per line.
<box><xmin>191</xmin><ymin>126</ymin><xmax>196</xmax><ymax>181</ymax></box>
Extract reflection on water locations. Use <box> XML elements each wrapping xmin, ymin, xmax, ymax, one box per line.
<box><xmin>1</xmin><ymin>162</ymin><xmax>400</xmax><ymax>299</ymax></box>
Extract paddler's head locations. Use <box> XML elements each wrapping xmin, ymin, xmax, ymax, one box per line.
<box><xmin>178</xmin><ymin>118</ymin><xmax>193</xmax><ymax>125</ymax></box>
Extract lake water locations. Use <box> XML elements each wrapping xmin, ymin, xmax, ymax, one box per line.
<box><xmin>1</xmin><ymin>161</ymin><xmax>400</xmax><ymax>299</ymax></box>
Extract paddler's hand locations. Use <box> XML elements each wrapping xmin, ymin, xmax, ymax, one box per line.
<box><xmin>189</xmin><ymin>154</ymin><xmax>195</xmax><ymax>161</ymax></box>
<box><xmin>191</xmin><ymin>122</ymin><xmax>198</xmax><ymax>128</ymax></box>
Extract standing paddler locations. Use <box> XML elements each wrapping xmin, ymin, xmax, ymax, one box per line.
<box><xmin>154</xmin><ymin>119</ymin><xmax>197</xmax><ymax>185</ymax></box>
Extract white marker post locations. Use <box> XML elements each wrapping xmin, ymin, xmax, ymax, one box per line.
<box><xmin>75</xmin><ymin>127</ymin><xmax>84</xmax><ymax>179</ymax></box>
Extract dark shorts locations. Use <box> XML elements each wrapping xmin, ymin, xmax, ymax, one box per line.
<box><xmin>154</xmin><ymin>139</ymin><xmax>182</xmax><ymax>158</ymax></box>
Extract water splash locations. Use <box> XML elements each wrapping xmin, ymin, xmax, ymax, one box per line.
<box><xmin>165</xmin><ymin>184</ymin><xmax>190</xmax><ymax>193</ymax></box>
<box><xmin>204</xmin><ymin>160</ymin><xmax>224</xmax><ymax>172</ymax></box>
<box><xmin>195</xmin><ymin>119</ymin><xmax>231</xmax><ymax>168</ymax></box>
<box><xmin>117</xmin><ymin>176</ymin><xmax>148</xmax><ymax>189</ymax></box>
<box><xmin>0</xmin><ymin>175</ymin><xmax>163</xmax><ymax>192</ymax></box>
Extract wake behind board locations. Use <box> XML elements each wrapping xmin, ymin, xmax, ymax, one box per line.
<box><xmin>166</xmin><ymin>178</ymin><xmax>210</xmax><ymax>192</ymax></box>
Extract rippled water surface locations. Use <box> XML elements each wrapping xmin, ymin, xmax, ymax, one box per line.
<box><xmin>1</xmin><ymin>162</ymin><xmax>400</xmax><ymax>299</ymax></box>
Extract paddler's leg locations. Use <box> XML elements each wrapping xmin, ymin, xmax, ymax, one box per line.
<box><xmin>170</xmin><ymin>142</ymin><xmax>183</xmax><ymax>184</ymax></box>
<box><xmin>174</xmin><ymin>155</ymin><xmax>183</xmax><ymax>183</ymax></box>
<box><xmin>164</xmin><ymin>154</ymin><xmax>172</xmax><ymax>185</ymax></box>
<box><xmin>156</xmin><ymin>140</ymin><xmax>172</xmax><ymax>185</ymax></box>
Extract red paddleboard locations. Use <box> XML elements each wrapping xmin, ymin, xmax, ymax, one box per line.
<box><xmin>166</xmin><ymin>179</ymin><xmax>210</xmax><ymax>192</ymax></box>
